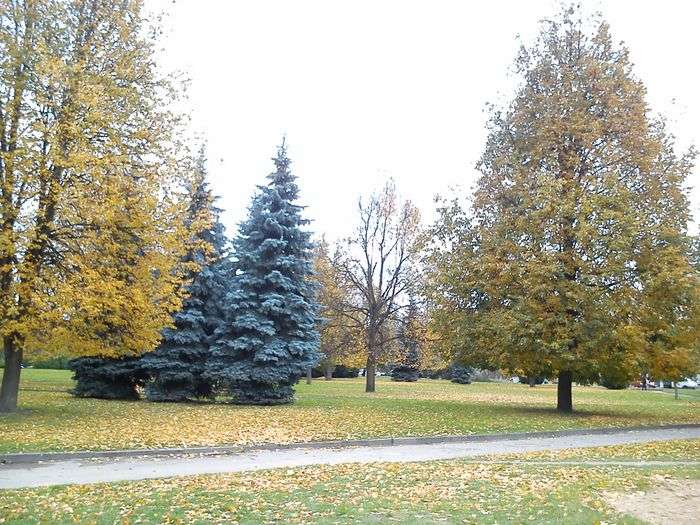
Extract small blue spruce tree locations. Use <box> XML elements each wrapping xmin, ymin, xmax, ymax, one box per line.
<box><xmin>140</xmin><ymin>153</ymin><xmax>231</xmax><ymax>402</ymax></box>
<box><xmin>69</xmin><ymin>356</ymin><xmax>147</xmax><ymax>400</ymax></box>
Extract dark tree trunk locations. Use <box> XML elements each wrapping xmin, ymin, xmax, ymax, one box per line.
<box><xmin>365</xmin><ymin>328</ymin><xmax>379</xmax><ymax>393</ymax></box>
<box><xmin>529</xmin><ymin>376</ymin><xmax>536</xmax><ymax>387</ymax></box>
<box><xmin>557</xmin><ymin>370</ymin><xmax>573</xmax><ymax>413</ymax></box>
<box><xmin>365</xmin><ymin>355</ymin><xmax>376</xmax><ymax>392</ymax></box>
<box><xmin>324</xmin><ymin>364</ymin><xmax>334</xmax><ymax>380</ymax></box>
<box><xmin>0</xmin><ymin>337</ymin><xmax>23</xmax><ymax>412</ymax></box>
<box><xmin>306</xmin><ymin>367</ymin><xmax>312</xmax><ymax>384</ymax></box>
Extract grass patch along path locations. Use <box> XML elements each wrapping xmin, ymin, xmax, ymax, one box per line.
<box><xmin>0</xmin><ymin>440</ymin><xmax>698</xmax><ymax>524</ymax></box>
<box><xmin>0</xmin><ymin>369</ymin><xmax>698</xmax><ymax>453</ymax></box>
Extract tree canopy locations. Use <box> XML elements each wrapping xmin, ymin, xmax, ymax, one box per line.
<box><xmin>426</xmin><ymin>6</ymin><xmax>699</xmax><ymax>411</ymax></box>
<box><xmin>0</xmin><ymin>0</ymin><xmax>196</xmax><ymax>411</ymax></box>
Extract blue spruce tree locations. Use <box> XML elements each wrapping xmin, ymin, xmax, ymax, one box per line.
<box><xmin>209</xmin><ymin>141</ymin><xmax>320</xmax><ymax>404</ymax></box>
<box><xmin>140</xmin><ymin>153</ymin><xmax>231</xmax><ymax>402</ymax></box>
<box><xmin>69</xmin><ymin>356</ymin><xmax>146</xmax><ymax>400</ymax></box>
<box><xmin>449</xmin><ymin>364</ymin><xmax>473</xmax><ymax>384</ymax></box>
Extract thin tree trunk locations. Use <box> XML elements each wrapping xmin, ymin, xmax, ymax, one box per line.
<box><xmin>324</xmin><ymin>364</ymin><xmax>334</xmax><ymax>380</ymax></box>
<box><xmin>0</xmin><ymin>337</ymin><xmax>23</xmax><ymax>412</ymax></box>
<box><xmin>365</xmin><ymin>354</ymin><xmax>376</xmax><ymax>392</ymax></box>
<box><xmin>306</xmin><ymin>367</ymin><xmax>312</xmax><ymax>384</ymax></box>
<box><xmin>557</xmin><ymin>370</ymin><xmax>573</xmax><ymax>413</ymax></box>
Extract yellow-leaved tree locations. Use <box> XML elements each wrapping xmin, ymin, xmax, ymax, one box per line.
<box><xmin>0</xmin><ymin>0</ymin><xmax>198</xmax><ymax>411</ymax></box>
<box><xmin>312</xmin><ymin>237</ymin><xmax>364</xmax><ymax>379</ymax></box>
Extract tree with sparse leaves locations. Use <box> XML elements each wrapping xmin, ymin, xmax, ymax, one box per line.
<box><xmin>336</xmin><ymin>181</ymin><xmax>421</xmax><ymax>392</ymax></box>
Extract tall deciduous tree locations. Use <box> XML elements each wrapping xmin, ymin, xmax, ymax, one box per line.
<box><xmin>209</xmin><ymin>141</ymin><xmax>320</xmax><ymax>405</ymax></box>
<box><xmin>337</xmin><ymin>181</ymin><xmax>421</xmax><ymax>392</ymax></box>
<box><xmin>0</xmin><ymin>0</ymin><xmax>194</xmax><ymax>411</ymax></box>
<box><xmin>427</xmin><ymin>6</ymin><xmax>699</xmax><ymax>412</ymax></box>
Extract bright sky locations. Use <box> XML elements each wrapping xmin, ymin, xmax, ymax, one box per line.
<box><xmin>151</xmin><ymin>0</ymin><xmax>699</xmax><ymax>241</ymax></box>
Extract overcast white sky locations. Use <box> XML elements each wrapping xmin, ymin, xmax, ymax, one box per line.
<box><xmin>151</xmin><ymin>0</ymin><xmax>699</xmax><ymax>241</ymax></box>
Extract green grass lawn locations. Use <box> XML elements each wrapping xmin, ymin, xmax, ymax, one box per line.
<box><xmin>0</xmin><ymin>368</ymin><xmax>698</xmax><ymax>453</ymax></box>
<box><xmin>1</xmin><ymin>440</ymin><xmax>698</xmax><ymax>524</ymax></box>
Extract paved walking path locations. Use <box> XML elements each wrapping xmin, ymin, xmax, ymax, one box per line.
<box><xmin>1</xmin><ymin>426</ymin><xmax>698</xmax><ymax>489</ymax></box>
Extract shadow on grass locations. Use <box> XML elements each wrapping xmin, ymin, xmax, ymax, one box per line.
<box><xmin>509</xmin><ymin>404</ymin><xmax>636</xmax><ymax>420</ymax></box>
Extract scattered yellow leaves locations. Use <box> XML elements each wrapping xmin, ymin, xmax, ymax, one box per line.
<box><xmin>1</xmin><ymin>371</ymin><xmax>697</xmax><ymax>454</ymax></box>
<box><xmin>1</xmin><ymin>443</ymin><xmax>698</xmax><ymax>524</ymax></box>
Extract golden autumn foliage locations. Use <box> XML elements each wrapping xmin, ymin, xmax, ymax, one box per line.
<box><xmin>419</xmin><ymin>324</ymin><xmax>449</xmax><ymax>372</ymax></box>
<box><xmin>425</xmin><ymin>6</ymin><xmax>700</xmax><ymax>410</ymax></box>
<box><xmin>312</xmin><ymin>237</ymin><xmax>365</xmax><ymax>373</ymax></box>
<box><xmin>0</xmin><ymin>0</ymin><xmax>199</xmax><ymax>410</ymax></box>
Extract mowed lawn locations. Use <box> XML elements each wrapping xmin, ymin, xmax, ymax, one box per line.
<box><xmin>0</xmin><ymin>369</ymin><xmax>698</xmax><ymax>453</ymax></box>
<box><xmin>1</xmin><ymin>440</ymin><xmax>698</xmax><ymax>524</ymax></box>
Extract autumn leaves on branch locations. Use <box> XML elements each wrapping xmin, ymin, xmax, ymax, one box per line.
<box><xmin>0</xmin><ymin>0</ymin><xmax>195</xmax><ymax>411</ymax></box>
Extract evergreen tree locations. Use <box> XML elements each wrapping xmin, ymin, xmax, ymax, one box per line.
<box><xmin>140</xmin><ymin>154</ymin><xmax>231</xmax><ymax>402</ymax></box>
<box><xmin>69</xmin><ymin>356</ymin><xmax>147</xmax><ymax>400</ymax></box>
<box><xmin>209</xmin><ymin>141</ymin><xmax>320</xmax><ymax>405</ymax></box>
<box><xmin>391</xmin><ymin>300</ymin><xmax>421</xmax><ymax>382</ymax></box>
<box><xmin>449</xmin><ymin>364</ymin><xmax>473</xmax><ymax>385</ymax></box>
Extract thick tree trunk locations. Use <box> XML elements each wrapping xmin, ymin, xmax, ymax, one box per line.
<box><xmin>324</xmin><ymin>364</ymin><xmax>334</xmax><ymax>380</ymax></box>
<box><xmin>0</xmin><ymin>337</ymin><xmax>23</xmax><ymax>412</ymax></box>
<box><xmin>306</xmin><ymin>367</ymin><xmax>312</xmax><ymax>384</ymax></box>
<box><xmin>528</xmin><ymin>376</ymin><xmax>536</xmax><ymax>387</ymax></box>
<box><xmin>557</xmin><ymin>370</ymin><xmax>573</xmax><ymax>413</ymax></box>
<box><xmin>365</xmin><ymin>355</ymin><xmax>376</xmax><ymax>392</ymax></box>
